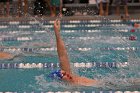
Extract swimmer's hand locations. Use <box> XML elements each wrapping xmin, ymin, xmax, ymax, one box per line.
<box><xmin>54</xmin><ymin>20</ymin><xmax>61</xmax><ymax>32</ymax></box>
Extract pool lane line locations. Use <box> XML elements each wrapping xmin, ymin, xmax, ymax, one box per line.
<box><xmin>0</xmin><ymin>47</ymin><xmax>137</xmax><ymax>53</ymax></box>
<box><xmin>0</xmin><ymin>62</ymin><xmax>129</xmax><ymax>69</ymax></box>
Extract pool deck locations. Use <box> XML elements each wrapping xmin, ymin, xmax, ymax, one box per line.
<box><xmin>0</xmin><ymin>14</ymin><xmax>139</xmax><ymax>21</ymax></box>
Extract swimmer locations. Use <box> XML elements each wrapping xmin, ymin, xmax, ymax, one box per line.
<box><xmin>0</xmin><ymin>46</ymin><xmax>18</xmax><ymax>60</ymax></box>
<box><xmin>49</xmin><ymin>20</ymin><xmax>100</xmax><ymax>86</ymax></box>
<box><xmin>133</xmin><ymin>23</ymin><xmax>140</xmax><ymax>28</ymax></box>
<box><xmin>0</xmin><ymin>52</ymin><xmax>14</xmax><ymax>60</ymax></box>
<box><xmin>49</xmin><ymin>20</ymin><xmax>140</xmax><ymax>87</ymax></box>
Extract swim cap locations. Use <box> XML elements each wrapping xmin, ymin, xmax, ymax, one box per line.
<box><xmin>48</xmin><ymin>69</ymin><xmax>63</xmax><ymax>79</ymax></box>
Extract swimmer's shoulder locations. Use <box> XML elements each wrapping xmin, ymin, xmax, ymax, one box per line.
<box><xmin>72</xmin><ymin>75</ymin><xmax>100</xmax><ymax>87</ymax></box>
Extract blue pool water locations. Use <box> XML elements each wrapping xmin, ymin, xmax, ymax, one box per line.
<box><xmin>0</xmin><ymin>17</ymin><xmax>140</xmax><ymax>92</ymax></box>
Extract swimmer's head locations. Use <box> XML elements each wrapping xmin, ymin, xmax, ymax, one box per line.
<box><xmin>49</xmin><ymin>69</ymin><xmax>63</xmax><ymax>79</ymax></box>
<box><xmin>134</xmin><ymin>23</ymin><xmax>139</xmax><ymax>28</ymax></box>
<box><xmin>49</xmin><ymin>70</ymin><xmax>72</xmax><ymax>80</ymax></box>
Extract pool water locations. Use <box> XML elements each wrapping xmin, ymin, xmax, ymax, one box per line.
<box><xmin>0</xmin><ymin>17</ymin><xmax>140</xmax><ymax>92</ymax></box>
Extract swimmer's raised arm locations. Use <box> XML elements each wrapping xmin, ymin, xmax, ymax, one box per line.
<box><xmin>54</xmin><ymin>20</ymin><xmax>71</xmax><ymax>74</ymax></box>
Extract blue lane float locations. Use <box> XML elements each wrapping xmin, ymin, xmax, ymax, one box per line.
<box><xmin>0</xmin><ymin>63</ymin><xmax>18</xmax><ymax>69</ymax></box>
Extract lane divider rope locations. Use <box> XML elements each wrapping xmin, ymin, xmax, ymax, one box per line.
<box><xmin>0</xmin><ymin>47</ymin><xmax>137</xmax><ymax>53</ymax></box>
<box><xmin>0</xmin><ymin>36</ymin><xmax>137</xmax><ymax>41</ymax></box>
<box><xmin>0</xmin><ymin>62</ymin><xmax>129</xmax><ymax>69</ymax></box>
